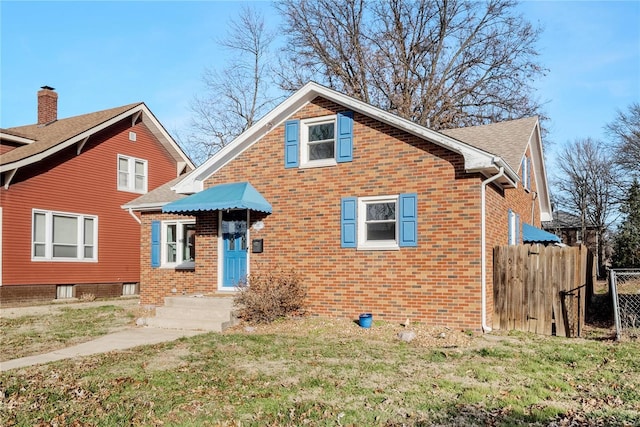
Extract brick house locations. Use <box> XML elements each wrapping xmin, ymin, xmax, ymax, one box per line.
<box><xmin>124</xmin><ymin>82</ymin><xmax>553</xmax><ymax>331</ymax></box>
<box><xmin>0</xmin><ymin>86</ymin><xmax>194</xmax><ymax>304</ymax></box>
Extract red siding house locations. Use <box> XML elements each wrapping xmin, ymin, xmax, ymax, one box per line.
<box><xmin>0</xmin><ymin>87</ymin><xmax>194</xmax><ymax>304</ymax></box>
<box><xmin>124</xmin><ymin>82</ymin><xmax>553</xmax><ymax>331</ymax></box>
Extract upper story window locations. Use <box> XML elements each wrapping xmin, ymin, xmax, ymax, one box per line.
<box><xmin>301</xmin><ymin>116</ymin><xmax>336</xmax><ymax>167</ymax></box>
<box><xmin>284</xmin><ymin>111</ymin><xmax>353</xmax><ymax>169</ymax></box>
<box><xmin>341</xmin><ymin>193</ymin><xmax>417</xmax><ymax>250</ymax></box>
<box><xmin>32</xmin><ymin>209</ymin><xmax>97</xmax><ymax>261</ymax></box>
<box><xmin>118</xmin><ymin>154</ymin><xmax>147</xmax><ymax>193</ymax></box>
<box><xmin>160</xmin><ymin>220</ymin><xmax>195</xmax><ymax>268</ymax></box>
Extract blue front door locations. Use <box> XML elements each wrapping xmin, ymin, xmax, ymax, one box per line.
<box><xmin>222</xmin><ymin>210</ymin><xmax>248</xmax><ymax>288</ymax></box>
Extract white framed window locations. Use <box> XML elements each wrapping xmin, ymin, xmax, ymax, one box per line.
<box><xmin>358</xmin><ymin>195</ymin><xmax>400</xmax><ymax>250</ymax></box>
<box><xmin>122</xmin><ymin>283</ymin><xmax>138</xmax><ymax>296</ymax></box>
<box><xmin>508</xmin><ymin>209</ymin><xmax>520</xmax><ymax>245</ymax></box>
<box><xmin>161</xmin><ymin>220</ymin><xmax>196</xmax><ymax>268</ymax></box>
<box><xmin>300</xmin><ymin>115</ymin><xmax>337</xmax><ymax>168</ymax></box>
<box><xmin>117</xmin><ymin>154</ymin><xmax>147</xmax><ymax>193</ymax></box>
<box><xmin>32</xmin><ymin>210</ymin><xmax>98</xmax><ymax>261</ymax></box>
<box><xmin>56</xmin><ymin>285</ymin><xmax>74</xmax><ymax>299</ymax></box>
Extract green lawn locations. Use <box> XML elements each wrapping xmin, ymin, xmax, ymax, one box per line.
<box><xmin>1</xmin><ymin>312</ymin><xmax>639</xmax><ymax>426</ymax></box>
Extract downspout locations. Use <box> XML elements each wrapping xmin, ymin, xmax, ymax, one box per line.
<box><xmin>127</xmin><ymin>208</ymin><xmax>141</xmax><ymax>225</ymax></box>
<box><xmin>481</xmin><ymin>166</ymin><xmax>505</xmax><ymax>333</ymax></box>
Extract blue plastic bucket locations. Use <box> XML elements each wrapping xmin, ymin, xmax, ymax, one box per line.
<box><xmin>359</xmin><ymin>313</ymin><xmax>373</xmax><ymax>328</ymax></box>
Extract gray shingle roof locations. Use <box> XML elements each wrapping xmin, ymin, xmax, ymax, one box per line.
<box><xmin>1</xmin><ymin>103</ymin><xmax>141</xmax><ymax>165</ymax></box>
<box><xmin>440</xmin><ymin>116</ymin><xmax>538</xmax><ymax>172</ymax></box>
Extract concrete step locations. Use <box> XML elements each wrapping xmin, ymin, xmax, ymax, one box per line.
<box><xmin>144</xmin><ymin>296</ymin><xmax>237</xmax><ymax>332</ymax></box>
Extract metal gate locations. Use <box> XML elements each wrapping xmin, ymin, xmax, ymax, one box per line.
<box><xmin>610</xmin><ymin>269</ymin><xmax>640</xmax><ymax>340</ymax></box>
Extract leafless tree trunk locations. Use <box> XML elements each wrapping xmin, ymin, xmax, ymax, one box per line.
<box><xmin>554</xmin><ymin>138</ymin><xmax>622</xmax><ymax>277</ymax></box>
<box><xmin>275</xmin><ymin>0</ymin><xmax>545</xmax><ymax>130</ymax></box>
<box><xmin>177</xmin><ymin>6</ymin><xmax>279</xmax><ymax>165</ymax></box>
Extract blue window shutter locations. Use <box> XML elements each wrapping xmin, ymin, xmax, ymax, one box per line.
<box><xmin>284</xmin><ymin>120</ymin><xmax>299</xmax><ymax>168</ymax></box>
<box><xmin>336</xmin><ymin>111</ymin><xmax>353</xmax><ymax>163</ymax></box>
<box><xmin>508</xmin><ymin>209</ymin><xmax>514</xmax><ymax>245</ymax></box>
<box><xmin>516</xmin><ymin>213</ymin><xmax>521</xmax><ymax>243</ymax></box>
<box><xmin>527</xmin><ymin>157</ymin><xmax>532</xmax><ymax>190</ymax></box>
<box><xmin>341</xmin><ymin>197</ymin><xmax>357</xmax><ymax>248</ymax></box>
<box><xmin>151</xmin><ymin>220</ymin><xmax>161</xmax><ymax>268</ymax></box>
<box><xmin>399</xmin><ymin>193</ymin><xmax>418</xmax><ymax>247</ymax></box>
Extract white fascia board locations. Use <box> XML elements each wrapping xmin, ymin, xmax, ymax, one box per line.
<box><xmin>173</xmin><ymin>81</ymin><xmax>513</xmax><ymax>193</ymax></box>
<box><xmin>139</xmin><ymin>104</ymin><xmax>196</xmax><ymax>171</ymax></box>
<box><xmin>120</xmin><ymin>201</ymin><xmax>166</xmax><ymax>211</ymax></box>
<box><xmin>528</xmin><ymin>120</ymin><xmax>553</xmax><ymax>221</ymax></box>
<box><xmin>0</xmin><ymin>132</ymin><xmax>35</xmax><ymax>145</ymax></box>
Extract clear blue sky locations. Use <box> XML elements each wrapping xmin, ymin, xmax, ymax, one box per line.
<box><xmin>1</xmin><ymin>1</ymin><xmax>639</xmax><ymax>163</ymax></box>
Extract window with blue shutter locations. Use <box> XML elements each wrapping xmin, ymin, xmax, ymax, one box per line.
<box><xmin>284</xmin><ymin>120</ymin><xmax>300</xmax><ymax>168</ymax></box>
<box><xmin>336</xmin><ymin>111</ymin><xmax>353</xmax><ymax>163</ymax></box>
<box><xmin>151</xmin><ymin>220</ymin><xmax>161</xmax><ymax>267</ymax></box>
<box><xmin>341</xmin><ymin>197</ymin><xmax>357</xmax><ymax>248</ymax></box>
<box><xmin>399</xmin><ymin>193</ymin><xmax>418</xmax><ymax>247</ymax></box>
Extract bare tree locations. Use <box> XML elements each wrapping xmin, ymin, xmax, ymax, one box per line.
<box><xmin>275</xmin><ymin>0</ymin><xmax>545</xmax><ymax>130</ymax></box>
<box><xmin>606</xmin><ymin>102</ymin><xmax>640</xmax><ymax>179</ymax></box>
<box><xmin>178</xmin><ymin>6</ymin><xmax>279</xmax><ymax>165</ymax></box>
<box><xmin>554</xmin><ymin>138</ymin><xmax>621</xmax><ymax>276</ymax></box>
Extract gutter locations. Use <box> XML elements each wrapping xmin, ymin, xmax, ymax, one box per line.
<box><xmin>480</xmin><ymin>164</ymin><xmax>505</xmax><ymax>333</ymax></box>
<box><xmin>127</xmin><ymin>208</ymin><xmax>141</xmax><ymax>225</ymax></box>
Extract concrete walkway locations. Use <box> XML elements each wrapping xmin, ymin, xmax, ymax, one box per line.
<box><xmin>1</xmin><ymin>326</ymin><xmax>204</xmax><ymax>372</ymax></box>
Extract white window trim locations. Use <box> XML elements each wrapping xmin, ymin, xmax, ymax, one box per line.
<box><xmin>160</xmin><ymin>219</ymin><xmax>196</xmax><ymax>269</ymax></box>
<box><xmin>357</xmin><ymin>195</ymin><xmax>400</xmax><ymax>251</ymax></box>
<box><xmin>300</xmin><ymin>115</ymin><xmax>338</xmax><ymax>168</ymax></box>
<box><xmin>32</xmin><ymin>209</ymin><xmax>98</xmax><ymax>262</ymax></box>
<box><xmin>522</xmin><ymin>156</ymin><xmax>530</xmax><ymax>192</ymax></box>
<box><xmin>117</xmin><ymin>154</ymin><xmax>148</xmax><ymax>193</ymax></box>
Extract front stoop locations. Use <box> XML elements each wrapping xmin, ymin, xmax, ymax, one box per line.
<box><xmin>144</xmin><ymin>296</ymin><xmax>238</xmax><ymax>332</ymax></box>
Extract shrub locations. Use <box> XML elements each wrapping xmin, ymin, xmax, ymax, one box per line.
<box><xmin>234</xmin><ymin>268</ymin><xmax>307</xmax><ymax>323</ymax></box>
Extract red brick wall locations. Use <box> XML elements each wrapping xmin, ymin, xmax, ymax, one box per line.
<box><xmin>139</xmin><ymin>98</ymin><xmax>540</xmax><ymax>330</ymax></box>
<box><xmin>1</xmin><ymin>119</ymin><xmax>180</xmax><ymax>300</ymax></box>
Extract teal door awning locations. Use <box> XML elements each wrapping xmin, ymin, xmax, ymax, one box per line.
<box><xmin>523</xmin><ymin>223</ymin><xmax>561</xmax><ymax>244</ymax></box>
<box><xmin>163</xmin><ymin>182</ymin><xmax>272</xmax><ymax>214</ymax></box>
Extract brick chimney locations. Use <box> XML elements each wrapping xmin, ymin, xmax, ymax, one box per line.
<box><xmin>37</xmin><ymin>86</ymin><xmax>58</xmax><ymax>124</ymax></box>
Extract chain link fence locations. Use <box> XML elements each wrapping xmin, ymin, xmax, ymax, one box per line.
<box><xmin>610</xmin><ymin>269</ymin><xmax>640</xmax><ymax>340</ymax></box>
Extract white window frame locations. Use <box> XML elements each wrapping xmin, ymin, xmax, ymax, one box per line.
<box><xmin>32</xmin><ymin>209</ymin><xmax>98</xmax><ymax>262</ymax></box>
<box><xmin>300</xmin><ymin>115</ymin><xmax>337</xmax><ymax>168</ymax></box>
<box><xmin>161</xmin><ymin>219</ymin><xmax>196</xmax><ymax>268</ymax></box>
<box><xmin>357</xmin><ymin>195</ymin><xmax>400</xmax><ymax>250</ymax></box>
<box><xmin>117</xmin><ymin>154</ymin><xmax>148</xmax><ymax>193</ymax></box>
<box><xmin>522</xmin><ymin>156</ymin><xmax>530</xmax><ymax>192</ymax></box>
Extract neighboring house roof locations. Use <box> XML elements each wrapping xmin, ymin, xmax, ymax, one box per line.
<box><xmin>542</xmin><ymin>210</ymin><xmax>596</xmax><ymax>230</ymax></box>
<box><xmin>0</xmin><ymin>103</ymin><xmax>195</xmax><ymax>178</ymax></box>
<box><xmin>0</xmin><ymin>128</ymin><xmax>36</xmax><ymax>145</ymax></box>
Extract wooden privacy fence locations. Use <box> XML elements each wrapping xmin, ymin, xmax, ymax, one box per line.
<box><xmin>493</xmin><ymin>244</ymin><xmax>593</xmax><ymax>337</ymax></box>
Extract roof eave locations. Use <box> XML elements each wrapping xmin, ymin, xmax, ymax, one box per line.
<box><xmin>173</xmin><ymin>82</ymin><xmax>514</xmax><ymax>194</ymax></box>
<box><xmin>0</xmin><ymin>131</ymin><xmax>36</xmax><ymax>145</ymax></box>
